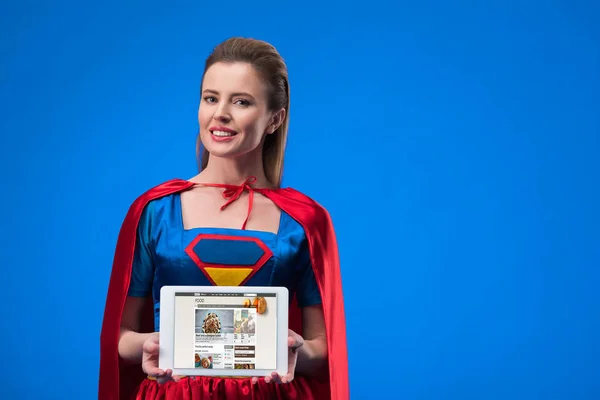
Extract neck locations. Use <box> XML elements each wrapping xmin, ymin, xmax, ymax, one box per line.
<box><xmin>197</xmin><ymin>152</ymin><xmax>272</xmax><ymax>187</ymax></box>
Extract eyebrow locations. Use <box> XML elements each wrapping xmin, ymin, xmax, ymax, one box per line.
<box><xmin>202</xmin><ymin>89</ymin><xmax>255</xmax><ymax>99</ymax></box>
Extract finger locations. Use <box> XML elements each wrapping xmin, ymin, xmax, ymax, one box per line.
<box><xmin>149</xmin><ymin>368</ymin><xmax>170</xmax><ymax>377</ymax></box>
<box><xmin>149</xmin><ymin>333</ymin><xmax>160</xmax><ymax>343</ymax></box>
<box><xmin>270</xmin><ymin>372</ymin><xmax>283</xmax><ymax>384</ymax></box>
<box><xmin>157</xmin><ymin>369</ymin><xmax>173</xmax><ymax>384</ymax></box>
<box><xmin>144</xmin><ymin>341</ymin><xmax>160</xmax><ymax>354</ymax></box>
<box><xmin>145</xmin><ymin>366</ymin><xmax>165</xmax><ymax>377</ymax></box>
<box><xmin>287</xmin><ymin>351</ymin><xmax>298</xmax><ymax>373</ymax></box>
<box><xmin>281</xmin><ymin>372</ymin><xmax>294</xmax><ymax>384</ymax></box>
<box><xmin>287</xmin><ymin>336</ymin><xmax>303</xmax><ymax>350</ymax></box>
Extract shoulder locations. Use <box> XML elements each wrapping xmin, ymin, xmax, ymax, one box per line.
<box><xmin>135</xmin><ymin>179</ymin><xmax>193</xmax><ymax>202</ymax></box>
<box><xmin>262</xmin><ymin>187</ymin><xmax>333</xmax><ymax>227</ymax></box>
<box><xmin>123</xmin><ymin>178</ymin><xmax>192</xmax><ymax>221</ymax></box>
<box><xmin>280</xmin><ymin>187</ymin><xmax>331</xmax><ymax>214</ymax></box>
<box><xmin>269</xmin><ymin>188</ymin><xmax>340</xmax><ymax>264</ymax></box>
<box><xmin>128</xmin><ymin>179</ymin><xmax>192</xmax><ymax>207</ymax></box>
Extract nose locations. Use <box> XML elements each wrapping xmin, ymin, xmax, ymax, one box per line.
<box><xmin>213</xmin><ymin>103</ymin><xmax>231</xmax><ymax>122</ymax></box>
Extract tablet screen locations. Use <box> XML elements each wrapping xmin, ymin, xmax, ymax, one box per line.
<box><xmin>172</xmin><ymin>291</ymin><xmax>278</xmax><ymax>370</ymax></box>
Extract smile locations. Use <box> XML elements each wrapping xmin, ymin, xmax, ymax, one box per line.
<box><xmin>209</xmin><ymin>127</ymin><xmax>239</xmax><ymax>142</ymax></box>
<box><xmin>212</xmin><ymin>130</ymin><xmax>237</xmax><ymax>137</ymax></box>
<box><xmin>209</xmin><ymin>125</ymin><xmax>239</xmax><ymax>139</ymax></box>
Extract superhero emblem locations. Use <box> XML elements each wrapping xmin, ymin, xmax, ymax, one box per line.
<box><xmin>184</xmin><ymin>234</ymin><xmax>273</xmax><ymax>286</ymax></box>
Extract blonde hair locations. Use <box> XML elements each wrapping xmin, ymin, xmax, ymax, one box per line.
<box><xmin>196</xmin><ymin>37</ymin><xmax>290</xmax><ymax>187</ymax></box>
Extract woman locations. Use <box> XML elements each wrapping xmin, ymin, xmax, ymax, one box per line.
<box><xmin>99</xmin><ymin>37</ymin><xmax>348</xmax><ymax>400</ymax></box>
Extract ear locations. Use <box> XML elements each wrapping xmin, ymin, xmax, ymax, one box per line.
<box><xmin>267</xmin><ymin>108</ymin><xmax>286</xmax><ymax>134</ymax></box>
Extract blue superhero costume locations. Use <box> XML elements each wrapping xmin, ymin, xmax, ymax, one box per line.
<box><xmin>99</xmin><ymin>178</ymin><xmax>349</xmax><ymax>400</ymax></box>
<box><xmin>127</xmin><ymin>193</ymin><xmax>322</xmax><ymax>330</ymax></box>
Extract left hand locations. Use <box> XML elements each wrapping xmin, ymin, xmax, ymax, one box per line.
<box><xmin>252</xmin><ymin>329</ymin><xmax>304</xmax><ymax>384</ymax></box>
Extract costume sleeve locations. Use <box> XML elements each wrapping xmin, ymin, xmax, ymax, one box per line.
<box><xmin>296</xmin><ymin>235</ymin><xmax>322</xmax><ymax>307</ymax></box>
<box><xmin>127</xmin><ymin>202</ymin><xmax>155</xmax><ymax>297</ymax></box>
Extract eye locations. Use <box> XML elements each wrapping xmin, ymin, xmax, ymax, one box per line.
<box><xmin>203</xmin><ymin>96</ymin><xmax>217</xmax><ymax>103</ymax></box>
<box><xmin>234</xmin><ymin>99</ymin><xmax>250</xmax><ymax>106</ymax></box>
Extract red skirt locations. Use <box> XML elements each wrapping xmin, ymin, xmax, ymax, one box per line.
<box><xmin>135</xmin><ymin>376</ymin><xmax>321</xmax><ymax>400</ymax></box>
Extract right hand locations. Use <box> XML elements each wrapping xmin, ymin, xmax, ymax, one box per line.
<box><xmin>141</xmin><ymin>332</ymin><xmax>173</xmax><ymax>384</ymax></box>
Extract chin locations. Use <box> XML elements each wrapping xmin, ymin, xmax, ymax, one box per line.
<box><xmin>200</xmin><ymin>134</ymin><xmax>228</xmax><ymax>156</ymax></box>
<box><xmin>200</xmin><ymin>134</ymin><xmax>261</xmax><ymax>160</ymax></box>
<box><xmin>202</xmin><ymin>142</ymin><xmax>240</xmax><ymax>159</ymax></box>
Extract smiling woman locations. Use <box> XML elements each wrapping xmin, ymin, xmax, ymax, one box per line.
<box><xmin>98</xmin><ymin>37</ymin><xmax>349</xmax><ymax>400</ymax></box>
<box><xmin>198</xmin><ymin>61</ymin><xmax>286</xmax><ymax>186</ymax></box>
<box><xmin>196</xmin><ymin>40</ymin><xmax>290</xmax><ymax>188</ymax></box>
<box><xmin>200</xmin><ymin>63</ymin><xmax>283</xmax><ymax>156</ymax></box>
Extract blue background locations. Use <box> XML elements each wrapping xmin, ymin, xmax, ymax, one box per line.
<box><xmin>1</xmin><ymin>1</ymin><xmax>599</xmax><ymax>399</ymax></box>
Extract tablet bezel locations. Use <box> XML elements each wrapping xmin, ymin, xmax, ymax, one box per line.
<box><xmin>159</xmin><ymin>285</ymin><xmax>289</xmax><ymax>377</ymax></box>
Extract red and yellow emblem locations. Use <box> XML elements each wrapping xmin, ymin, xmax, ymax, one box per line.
<box><xmin>184</xmin><ymin>233</ymin><xmax>273</xmax><ymax>286</ymax></box>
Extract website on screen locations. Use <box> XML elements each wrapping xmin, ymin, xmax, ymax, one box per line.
<box><xmin>172</xmin><ymin>292</ymin><xmax>278</xmax><ymax>370</ymax></box>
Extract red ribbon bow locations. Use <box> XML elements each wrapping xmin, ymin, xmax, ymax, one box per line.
<box><xmin>200</xmin><ymin>176</ymin><xmax>258</xmax><ymax>230</ymax></box>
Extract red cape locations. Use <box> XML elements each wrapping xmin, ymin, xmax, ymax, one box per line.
<box><xmin>99</xmin><ymin>179</ymin><xmax>349</xmax><ymax>400</ymax></box>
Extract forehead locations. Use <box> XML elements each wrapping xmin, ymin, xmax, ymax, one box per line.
<box><xmin>202</xmin><ymin>62</ymin><xmax>267</xmax><ymax>96</ymax></box>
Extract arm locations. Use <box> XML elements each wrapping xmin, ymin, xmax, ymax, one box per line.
<box><xmin>119</xmin><ymin>295</ymin><xmax>171</xmax><ymax>382</ymax></box>
<box><xmin>291</xmin><ymin>232</ymin><xmax>329</xmax><ymax>378</ymax></box>
<box><xmin>295</xmin><ymin>304</ymin><xmax>328</xmax><ymax>377</ymax></box>
<box><xmin>118</xmin><ymin>202</ymin><xmax>156</xmax><ymax>365</ymax></box>
<box><xmin>118</xmin><ymin>296</ymin><xmax>154</xmax><ymax>364</ymax></box>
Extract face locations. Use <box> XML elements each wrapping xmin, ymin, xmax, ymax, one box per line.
<box><xmin>198</xmin><ymin>62</ymin><xmax>283</xmax><ymax>159</ymax></box>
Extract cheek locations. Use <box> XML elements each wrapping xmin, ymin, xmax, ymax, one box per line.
<box><xmin>198</xmin><ymin>107</ymin><xmax>212</xmax><ymax>128</ymax></box>
<box><xmin>238</xmin><ymin>113</ymin><xmax>267</xmax><ymax>137</ymax></box>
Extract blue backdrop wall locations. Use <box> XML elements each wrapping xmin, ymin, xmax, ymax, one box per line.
<box><xmin>1</xmin><ymin>1</ymin><xmax>599</xmax><ymax>399</ymax></box>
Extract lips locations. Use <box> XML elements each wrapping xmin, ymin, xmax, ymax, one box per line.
<box><xmin>210</xmin><ymin>126</ymin><xmax>238</xmax><ymax>137</ymax></box>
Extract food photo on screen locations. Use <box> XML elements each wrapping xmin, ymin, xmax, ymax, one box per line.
<box><xmin>195</xmin><ymin>309</ymin><xmax>234</xmax><ymax>334</ymax></box>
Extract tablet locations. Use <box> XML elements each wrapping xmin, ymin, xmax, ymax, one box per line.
<box><xmin>159</xmin><ymin>285</ymin><xmax>289</xmax><ymax>377</ymax></box>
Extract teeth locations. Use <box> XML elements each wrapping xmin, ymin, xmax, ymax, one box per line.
<box><xmin>212</xmin><ymin>130</ymin><xmax>236</xmax><ymax>137</ymax></box>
